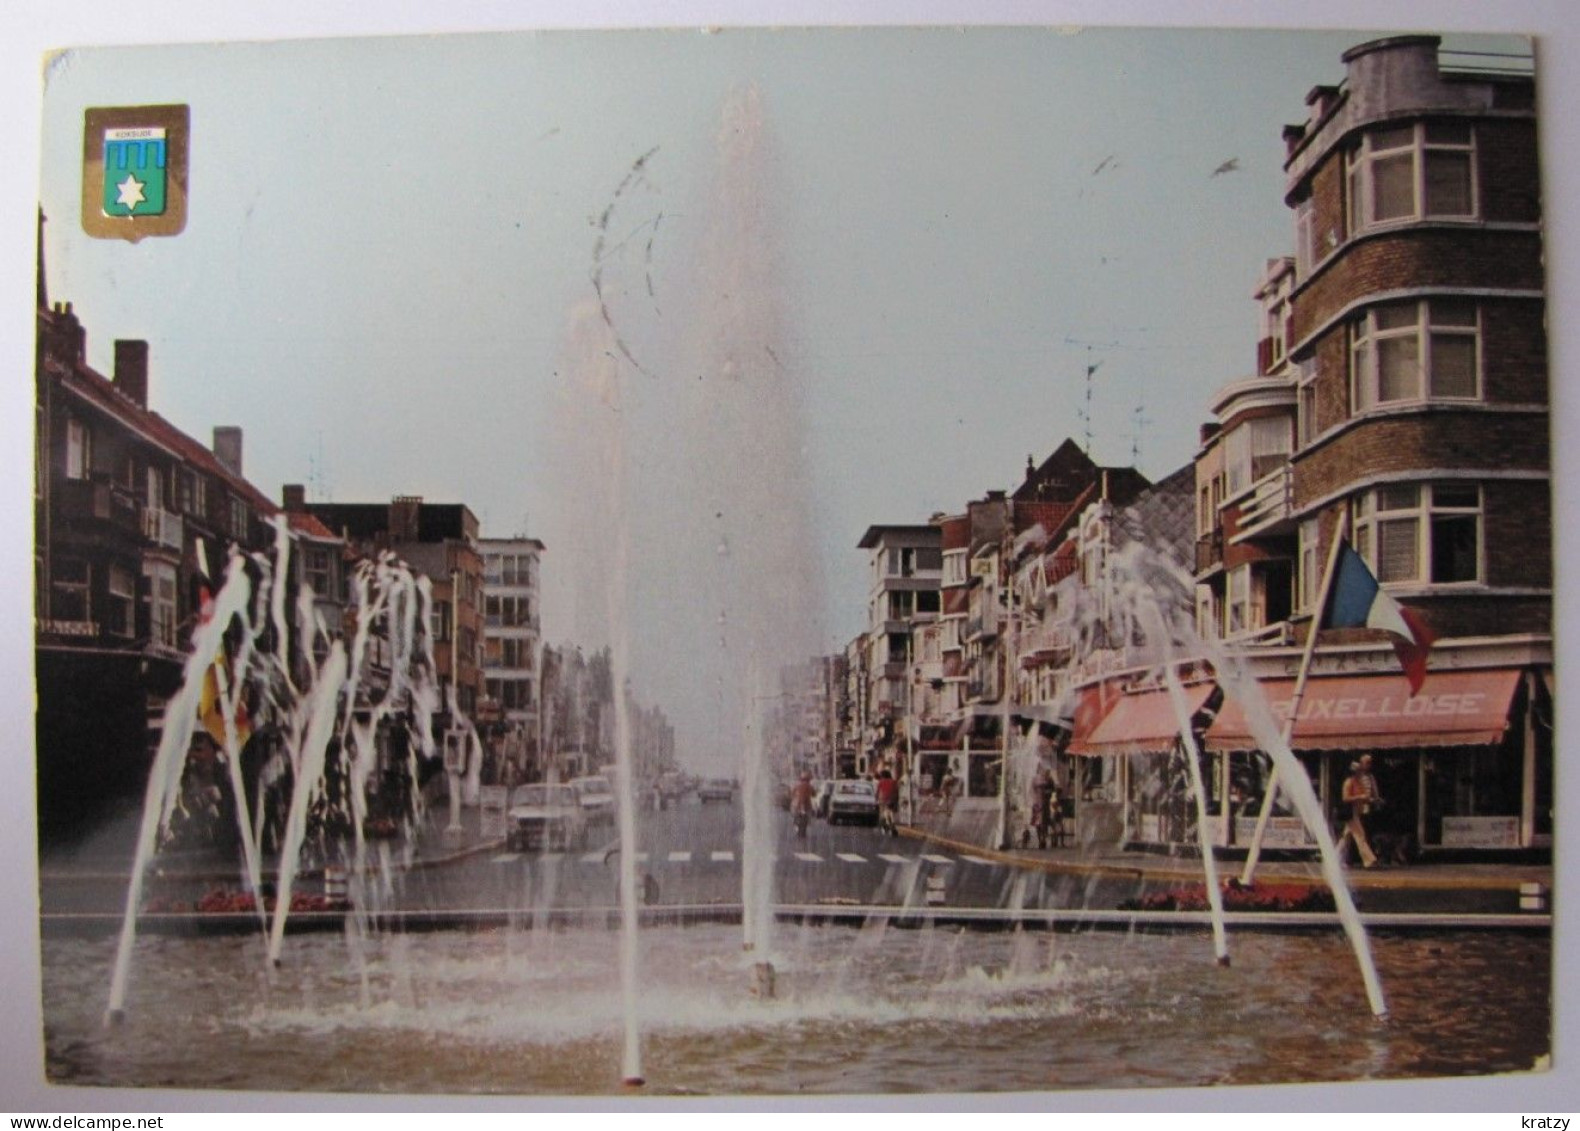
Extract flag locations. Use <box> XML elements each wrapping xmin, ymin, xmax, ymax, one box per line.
<box><xmin>1322</xmin><ymin>540</ymin><xmax>1436</xmax><ymax>695</ymax></box>
<box><xmin>195</xmin><ymin>580</ymin><xmax>252</xmax><ymax>750</ymax></box>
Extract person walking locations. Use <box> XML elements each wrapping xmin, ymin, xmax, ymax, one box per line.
<box><xmin>939</xmin><ymin>763</ymin><xmax>960</xmax><ymax>819</ymax></box>
<box><xmin>875</xmin><ymin>769</ymin><xmax>900</xmax><ymax>836</ymax></box>
<box><xmin>1337</xmin><ymin>755</ymin><xmax>1382</xmax><ymax>868</ymax></box>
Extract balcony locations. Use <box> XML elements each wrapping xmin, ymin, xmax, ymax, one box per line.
<box><xmin>142</xmin><ymin>506</ymin><xmax>183</xmax><ymax>551</ymax></box>
<box><xmin>57</xmin><ymin>477</ymin><xmax>141</xmax><ymax>538</ymax></box>
<box><xmin>1230</xmin><ymin>463</ymin><xmax>1294</xmax><ymax>543</ymax></box>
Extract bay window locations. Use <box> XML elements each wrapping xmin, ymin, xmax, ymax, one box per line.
<box><xmin>1352</xmin><ymin>483</ymin><xmax>1481</xmax><ymax>585</ymax></box>
<box><xmin>1350</xmin><ymin>299</ymin><xmax>1479</xmax><ymax>412</ymax></box>
<box><xmin>1223</xmin><ymin>416</ymin><xmax>1292</xmax><ymax>497</ymax></box>
<box><xmin>1346</xmin><ymin>121</ymin><xmax>1476</xmax><ymax>231</ymax></box>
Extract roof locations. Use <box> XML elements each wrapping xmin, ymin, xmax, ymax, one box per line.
<box><xmin>43</xmin><ymin>313</ymin><xmax>279</xmax><ymax>518</ymax></box>
<box><xmin>856</xmin><ymin>524</ymin><xmax>942</xmax><ymax>549</ymax></box>
<box><xmin>285</xmin><ymin>511</ymin><xmax>339</xmax><ymax>540</ymax></box>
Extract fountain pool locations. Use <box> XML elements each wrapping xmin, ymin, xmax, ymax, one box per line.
<box><xmin>43</xmin><ymin>922</ymin><xmax>1549</xmax><ymax>1096</ymax></box>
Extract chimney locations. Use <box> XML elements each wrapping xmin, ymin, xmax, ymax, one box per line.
<box><xmin>282</xmin><ymin>483</ymin><xmax>306</xmax><ymax>512</ymax></box>
<box><xmin>113</xmin><ymin>340</ymin><xmax>149</xmax><ymax>408</ymax></box>
<box><xmin>212</xmin><ymin>426</ymin><xmax>243</xmax><ymax>477</ymax></box>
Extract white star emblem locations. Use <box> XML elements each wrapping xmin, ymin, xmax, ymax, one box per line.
<box><xmin>115</xmin><ymin>174</ymin><xmax>147</xmax><ymax>211</ymax></box>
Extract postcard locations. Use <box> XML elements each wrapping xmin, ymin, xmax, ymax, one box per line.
<box><xmin>14</xmin><ymin>8</ymin><xmax>1573</xmax><ymax>1113</ymax></box>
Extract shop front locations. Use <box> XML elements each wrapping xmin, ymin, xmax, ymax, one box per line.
<box><xmin>1064</xmin><ymin>681</ymin><xmax>1218</xmax><ymax>850</ymax></box>
<box><xmin>1204</xmin><ymin>667</ymin><xmax>1549</xmax><ymax>854</ymax></box>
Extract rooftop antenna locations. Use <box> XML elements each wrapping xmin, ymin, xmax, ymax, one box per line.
<box><xmin>307</xmin><ymin>432</ymin><xmax>332</xmax><ymax>501</ymax></box>
<box><xmin>1130</xmin><ymin>402</ymin><xmax>1151</xmax><ymax>466</ymax></box>
<box><xmin>1079</xmin><ymin>350</ymin><xmax>1103</xmax><ymax>456</ymax></box>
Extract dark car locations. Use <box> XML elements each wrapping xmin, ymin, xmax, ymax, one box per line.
<box><xmin>827</xmin><ymin>779</ymin><xmax>879</xmax><ymax>826</ymax></box>
<box><xmin>698</xmin><ymin>777</ymin><xmax>735</xmax><ymax>803</ymax></box>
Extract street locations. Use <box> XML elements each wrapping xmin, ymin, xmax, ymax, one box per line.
<box><xmin>402</xmin><ymin>790</ymin><xmax>1084</xmax><ymax>915</ymax></box>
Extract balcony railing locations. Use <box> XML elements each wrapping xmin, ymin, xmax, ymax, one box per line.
<box><xmin>1231</xmin><ymin>463</ymin><xmax>1294</xmax><ymax>543</ymax></box>
<box><xmin>142</xmin><ymin>506</ymin><xmax>183</xmax><ymax>551</ymax></box>
<box><xmin>58</xmin><ymin>478</ymin><xmax>141</xmax><ymax>536</ymax></box>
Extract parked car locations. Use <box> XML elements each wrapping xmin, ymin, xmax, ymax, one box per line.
<box><xmin>655</xmin><ymin>772</ymin><xmax>687</xmax><ymax>806</ymax></box>
<box><xmin>813</xmin><ymin>780</ymin><xmax>834</xmax><ymax>819</ymax></box>
<box><xmin>827</xmin><ymin>779</ymin><xmax>879</xmax><ymax>826</ymax></box>
<box><xmin>698</xmin><ymin>777</ymin><xmax>735</xmax><ymax>803</ymax></box>
<box><xmin>506</xmin><ymin>783</ymin><xmax>588</xmax><ymax>851</ymax></box>
<box><xmin>571</xmin><ymin>775</ymin><xmax>616</xmax><ymax>826</ymax></box>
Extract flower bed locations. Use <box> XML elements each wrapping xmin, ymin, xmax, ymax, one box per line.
<box><xmin>1118</xmin><ymin>881</ymin><xmax>1337</xmax><ymax>914</ymax></box>
<box><xmin>142</xmin><ymin>889</ymin><xmax>346</xmax><ymax>914</ymax></box>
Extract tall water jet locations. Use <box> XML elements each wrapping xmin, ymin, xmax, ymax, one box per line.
<box><xmin>672</xmin><ymin>84</ymin><xmax>827</xmax><ymax>959</ymax></box>
<box><xmin>106</xmin><ymin>554</ymin><xmax>252</xmax><ymax>1023</ymax></box>
<box><xmin>1072</xmin><ymin>540</ymin><xmax>1386</xmax><ymax>1016</ymax></box>
<box><xmin>543</xmin><ymin>300</ymin><xmax>645</xmax><ymax>1084</ymax></box>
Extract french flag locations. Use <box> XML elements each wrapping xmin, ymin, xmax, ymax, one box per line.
<box><xmin>1322</xmin><ymin>540</ymin><xmax>1436</xmax><ymax>695</ymax></box>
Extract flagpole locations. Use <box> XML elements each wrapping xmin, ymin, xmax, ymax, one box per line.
<box><xmin>1239</xmin><ymin>509</ymin><xmax>1350</xmax><ymax>885</ymax></box>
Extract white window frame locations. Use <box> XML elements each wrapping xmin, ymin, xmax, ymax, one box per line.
<box><xmin>304</xmin><ymin>546</ymin><xmax>333</xmax><ymax>596</ymax></box>
<box><xmin>1352</xmin><ymin>483</ymin><xmax>1483</xmax><ymax>586</ymax></box>
<box><xmin>66</xmin><ymin>418</ymin><xmax>92</xmax><ymax>481</ymax></box>
<box><xmin>145</xmin><ymin>561</ymin><xmax>178</xmax><ymax>648</ymax></box>
<box><xmin>943</xmin><ymin>549</ymin><xmax>967</xmax><ymax>587</ymax></box>
<box><xmin>1350</xmin><ymin>299</ymin><xmax>1481</xmax><ymax>413</ymax></box>
<box><xmin>106</xmin><ymin>564</ymin><xmax>136</xmax><ymax>637</ymax></box>
<box><xmin>1297</xmin><ymin>518</ymin><xmax>1320</xmax><ymax>613</ymax></box>
<box><xmin>1346</xmin><ymin>121</ymin><xmax>1477</xmax><ymax>233</ymax></box>
<box><xmin>1296</xmin><ymin>357</ymin><xmax>1319</xmax><ymax>448</ymax></box>
<box><xmin>1223</xmin><ymin>417</ymin><xmax>1292</xmax><ymax>499</ymax></box>
<box><xmin>1226</xmin><ymin>564</ymin><xmax>1251</xmax><ymax>637</ymax></box>
<box><xmin>1294</xmin><ymin>193</ymin><xmax>1317</xmax><ymax>277</ymax></box>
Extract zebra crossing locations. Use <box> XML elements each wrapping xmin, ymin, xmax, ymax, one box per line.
<box><xmin>486</xmin><ymin>845</ymin><xmax>995</xmax><ymax>869</ymax></box>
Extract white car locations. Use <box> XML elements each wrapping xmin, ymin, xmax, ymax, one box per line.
<box><xmin>827</xmin><ymin>779</ymin><xmax>879</xmax><ymax>826</ymax></box>
<box><xmin>571</xmin><ymin>775</ymin><xmax>616</xmax><ymax>825</ymax></box>
<box><xmin>506</xmin><ymin>783</ymin><xmax>588</xmax><ymax>852</ymax></box>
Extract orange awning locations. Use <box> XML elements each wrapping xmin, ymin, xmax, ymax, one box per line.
<box><xmin>1204</xmin><ymin>668</ymin><xmax>1521</xmax><ymax>753</ymax></box>
<box><xmin>1067</xmin><ymin>682</ymin><xmax>1216</xmax><ymax>757</ymax></box>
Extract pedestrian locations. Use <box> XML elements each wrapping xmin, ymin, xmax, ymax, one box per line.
<box><xmin>1337</xmin><ymin>755</ymin><xmax>1382</xmax><ymax>868</ymax></box>
<box><xmin>875</xmin><ymin>769</ymin><xmax>900</xmax><ymax>835</ymax></box>
<box><xmin>1032</xmin><ymin>769</ymin><xmax>1057</xmax><ymax>849</ymax></box>
<box><xmin>939</xmin><ymin>763</ymin><xmax>960</xmax><ymax>818</ymax></box>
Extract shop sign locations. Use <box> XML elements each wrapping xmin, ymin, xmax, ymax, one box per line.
<box><xmin>1234</xmin><ymin>815</ymin><xmax>1317</xmax><ymax>848</ymax></box>
<box><xmin>1440</xmin><ymin>815</ymin><xmax>1521</xmax><ymax>848</ymax></box>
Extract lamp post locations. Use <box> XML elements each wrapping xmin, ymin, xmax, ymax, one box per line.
<box><xmin>997</xmin><ymin>552</ymin><xmax>1017</xmax><ymax>851</ymax></box>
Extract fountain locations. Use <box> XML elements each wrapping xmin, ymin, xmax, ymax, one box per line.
<box><xmin>1046</xmin><ymin>538</ymin><xmax>1386</xmax><ymax>1012</ymax></box>
<box><xmin>62</xmin><ymin>74</ymin><xmax>1544</xmax><ymax>1101</ymax></box>
<box><xmin>106</xmin><ymin>521</ymin><xmax>443</xmax><ymax>1022</ymax></box>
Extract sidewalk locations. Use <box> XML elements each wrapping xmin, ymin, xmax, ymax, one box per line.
<box><xmin>900</xmin><ymin>799</ymin><xmax>1554</xmax><ymax>915</ymax></box>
